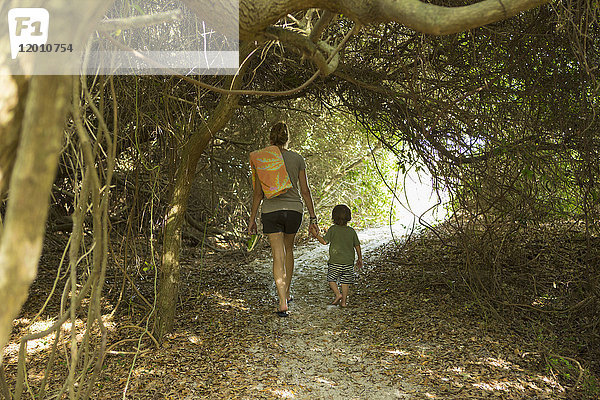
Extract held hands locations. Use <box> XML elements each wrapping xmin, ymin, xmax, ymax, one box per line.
<box><xmin>308</xmin><ymin>223</ymin><xmax>319</xmax><ymax>238</ymax></box>
<box><xmin>311</xmin><ymin>223</ymin><xmax>328</xmax><ymax>245</ymax></box>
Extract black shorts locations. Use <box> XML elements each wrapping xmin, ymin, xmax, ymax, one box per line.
<box><xmin>261</xmin><ymin>210</ymin><xmax>303</xmax><ymax>234</ymax></box>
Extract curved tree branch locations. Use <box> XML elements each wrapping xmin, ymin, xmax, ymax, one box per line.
<box><xmin>371</xmin><ymin>0</ymin><xmax>550</xmax><ymax>35</ymax></box>
<box><xmin>183</xmin><ymin>0</ymin><xmax>550</xmax><ymax>40</ymax></box>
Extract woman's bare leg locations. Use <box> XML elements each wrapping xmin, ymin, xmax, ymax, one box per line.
<box><xmin>283</xmin><ymin>233</ymin><xmax>296</xmax><ymax>300</ymax></box>
<box><xmin>267</xmin><ymin>232</ymin><xmax>288</xmax><ymax>312</ymax></box>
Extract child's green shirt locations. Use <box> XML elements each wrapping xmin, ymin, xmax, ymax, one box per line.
<box><xmin>323</xmin><ymin>225</ymin><xmax>360</xmax><ymax>265</ymax></box>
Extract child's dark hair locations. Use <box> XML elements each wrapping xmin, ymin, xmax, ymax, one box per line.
<box><xmin>270</xmin><ymin>121</ymin><xmax>289</xmax><ymax>147</ymax></box>
<box><xmin>332</xmin><ymin>204</ymin><xmax>351</xmax><ymax>226</ymax></box>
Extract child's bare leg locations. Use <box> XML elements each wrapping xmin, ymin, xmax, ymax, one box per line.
<box><xmin>328</xmin><ymin>281</ymin><xmax>342</xmax><ymax>304</ymax></box>
<box><xmin>340</xmin><ymin>284</ymin><xmax>350</xmax><ymax>307</ymax></box>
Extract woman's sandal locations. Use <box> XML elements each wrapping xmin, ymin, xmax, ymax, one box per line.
<box><xmin>275</xmin><ymin>310</ymin><xmax>289</xmax><ymax>317</ymax></box>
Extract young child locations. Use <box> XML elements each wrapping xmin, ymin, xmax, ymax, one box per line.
<box><xmin>311</xmin><ymin>204</ymin><xmax>363</xmax><ymax>307</ymax></box>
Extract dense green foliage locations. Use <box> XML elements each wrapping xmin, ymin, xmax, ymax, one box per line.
<box><xmin>41</xmin><ymin>1</ymin><xmax>600</xmax><ymax>392</ymax></box>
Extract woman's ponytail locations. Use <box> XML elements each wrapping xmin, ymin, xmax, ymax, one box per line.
<box><xmin>270</xmin><ymin>121</ymin><xmax>289</xmax><ymax>147</ymax></box>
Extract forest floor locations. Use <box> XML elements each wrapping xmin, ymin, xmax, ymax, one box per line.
<box><xmin>4</xmin><ymin>225</ymin><xmax>599</xmax><ymax>399</ymax></box>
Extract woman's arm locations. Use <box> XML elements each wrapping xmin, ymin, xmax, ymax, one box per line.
<box><xmin>298</xmin><ymin>169</ymin><xmax>319</xmax><ymax>234</ymax></box>
<box><xmin>248</xmin><ymin>171</ymin><xmax>263</xmax><ymax>234</ymax></box>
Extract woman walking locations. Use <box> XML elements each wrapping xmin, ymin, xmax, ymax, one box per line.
<box><xmin>248</xmin><ymin>122</ymin><xmax>319</xmax><ymax>317</ymax></box>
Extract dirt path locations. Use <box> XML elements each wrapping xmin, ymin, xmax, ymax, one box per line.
<box><xmin>88</xmin><ymin>225</ymin><xmax>585</xmax><ymax>399</ymax></box>
<box><xmin>246</xmin><ymin>225</ymin><xmax>414</xmax><ymax>399</ymax></box>
<box><xmin>220</xmin><ymin>224</ymin><xmax>578</xmax><ymax>400</ymax></box>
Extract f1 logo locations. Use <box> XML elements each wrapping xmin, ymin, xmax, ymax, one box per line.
<box><xmin>8</xmin><ymin>8</ymin><xmax>49</xmax><ymax>59</ymax></box>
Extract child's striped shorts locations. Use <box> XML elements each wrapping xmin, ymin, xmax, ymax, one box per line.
<box><xmin>327</xmin><ymin>263</ymin><xmax>355</xmax><ymax>285</ymax></box>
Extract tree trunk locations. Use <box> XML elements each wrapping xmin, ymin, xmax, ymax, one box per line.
<box><xmin>0</xmin><ymin>76</ymin><xmax>72</xmax><ymax>364</ymax></box>
<box><xmin>0</xmin><ymin>1</ymin><xmax>120</xmax><ymax>363</ymax></box>
<box><xmin>0</xmin><ymin>75</ymin><xmax>28</xmax><ymax>200</ymax></box>
<box><xmin>155</xmin><ymin>50</ymin><xmax>251</xmax><ymax>340</ymax></box>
